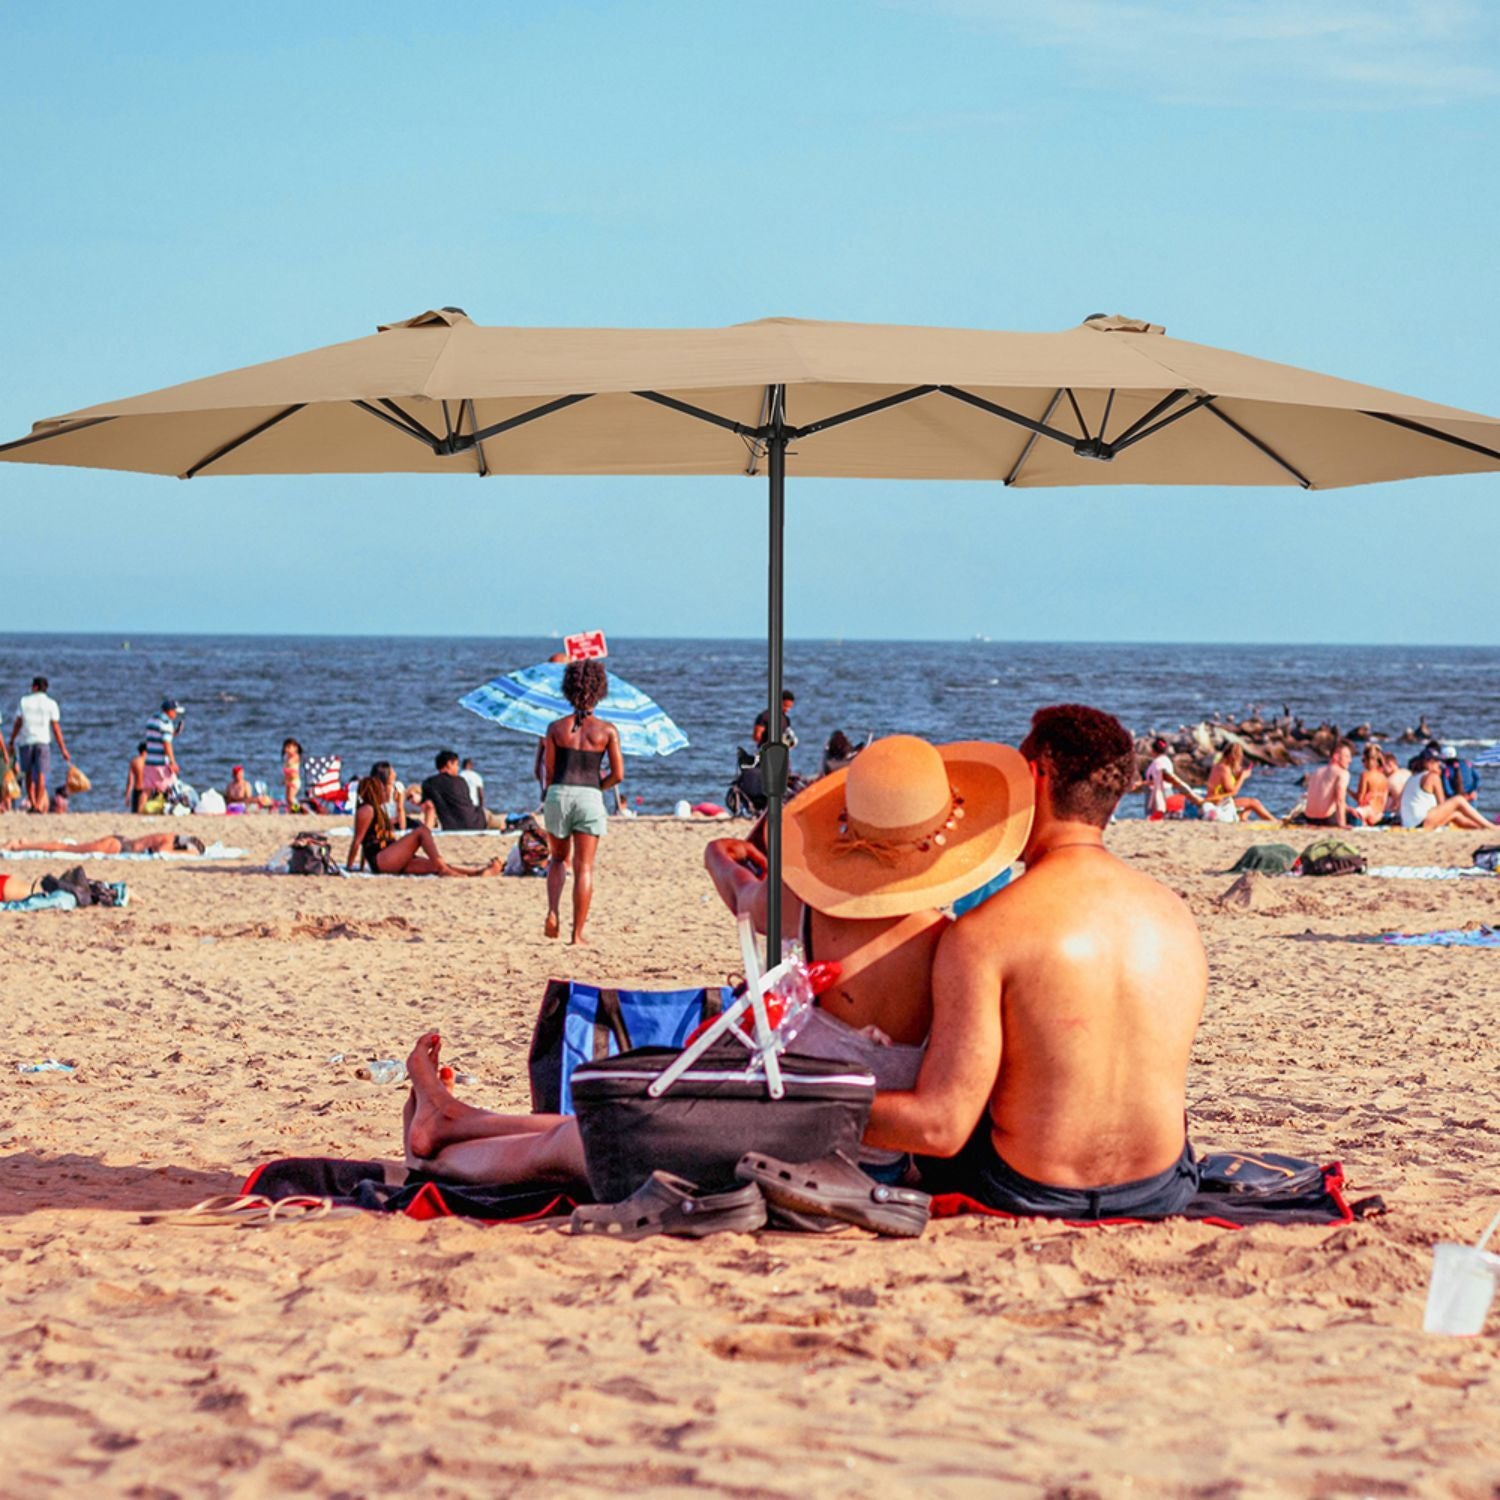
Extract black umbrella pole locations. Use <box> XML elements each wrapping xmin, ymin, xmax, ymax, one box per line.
<box><xmin>763</xmin><ymin>419</ymin><xmax>790</xmax><ymax>962</ymax></box>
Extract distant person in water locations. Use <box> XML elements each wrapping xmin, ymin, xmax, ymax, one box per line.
<box><xmin>125</xmin><ymin>742</ymin><xmax>148</xmax><ymax>814</ymax></box>
<box><xmin>1204</xmin><ymin>743</ymin><xmax>1275</xmax><ymax>823</ymax></box>
<box><xmin>347</xmin><ymin>764</ymin><xmax>502</xmax><ymax>876</ymax></box>
<box><xmin>542</xmin><ymin>660</ymin><xmax>624</xmax><ymax>944</ymax></box>
<box><xmin>2</xmin><ymin>832</ymin><xmax>205</xmax><ymax>855</ymax></box>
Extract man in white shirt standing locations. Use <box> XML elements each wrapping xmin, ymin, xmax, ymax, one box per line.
<box><xmin>9</xmin><ymin>676</ymin><xmax>70</xmax><ymax>813</ymax></box>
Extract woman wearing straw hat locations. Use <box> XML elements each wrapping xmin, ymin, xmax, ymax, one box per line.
<box><xmin>398</xmin><ymin>736</ymin><xmax>1035</xmax><ymax>1192</ymax></box>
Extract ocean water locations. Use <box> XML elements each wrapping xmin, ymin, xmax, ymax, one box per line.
<box><xmin>1</xmin><ymin>635</ymin><xmax>1495</xmax><ymax>819</ymax></box>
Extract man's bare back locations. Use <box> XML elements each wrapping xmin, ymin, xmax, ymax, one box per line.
<box><xmin>867</xmin><ymin>704</ymin><xmax>1208</xmax><ymax>1215</ymax></box>
<box><xmin>947</xmin><ymin>845</ymin><xmax>1204</xmax><ymax>1186</ymax></box>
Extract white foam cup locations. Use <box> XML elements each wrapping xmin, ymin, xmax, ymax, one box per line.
<box><xmin>1424</xmin><ymin>1215</ymin><xmax>1500</xmax><ymax>1336</ymax></box>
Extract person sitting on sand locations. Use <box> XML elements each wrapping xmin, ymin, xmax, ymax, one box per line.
<box><xmin>346</xmin><ymin>764</ymin><xmax>503</xmax><ymax>877</ymax></box>
<box><xmin>1139</xmin><ymin>737</ymin><xmax>1200</xmax><ymax>820</ymax></box>
<box><xmin>1399</xmin><ymin>749</ymin><xmax>1496</xmax><ymax>832</ymax></box>
<box><xmin>864</xmin><ymin>704</ymin><xmax>1208</xmax><ymax>1219</ymax></box>
<box><xmin>1352</xmin><ymin>745</ymin><xmax>1391</xmax><ymax>826</ymax></box>
<box><xmin>1</xmin><ymin>832</ymin><xmax>205</xmax><ymax>855</ymax></box>
<box><xmin>1303</xmin><ymin>741</ymin><xmax>1355</xmax><ymax>828</ymax></box>
<box><xmin>398</xmin><ymin>733</ymin><xmax>1034</xmax><ymax>1187</ymax></box>
<box><xmin>224</xmin><ymin>764</ymin><xmax>273</xmax><ymax>810</ymax></box>
<box><xmin>1204</xmin><ymin>743</ymin><xmax>1275</xmax><ymax>823</ymax></box>
<box><xmin>542</xmin><ymin>660</ymin><xmax>624</xmax><ymax>945</ymax></box>
<box><xmin>1382</xmin><ymin>752</ymin><xmax>1411</xmax><ymax>811</ymax></box>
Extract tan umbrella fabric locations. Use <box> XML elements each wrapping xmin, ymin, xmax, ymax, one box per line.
<box><xmin>5</xmin><ymin>308</ymin><xmax>1499</xmax><ymax>488</ymax></box>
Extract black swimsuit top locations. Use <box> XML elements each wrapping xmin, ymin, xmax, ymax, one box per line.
<box><xmin>553</xmin><ymin>744</ymin><xmax>605</xmax><ymax>788</ymax></box>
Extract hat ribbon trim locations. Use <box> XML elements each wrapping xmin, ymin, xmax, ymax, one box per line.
<box><xmin>835</xmin><ymin>792</ymin><xmax>965</xmax><ymax>864</ymax></box>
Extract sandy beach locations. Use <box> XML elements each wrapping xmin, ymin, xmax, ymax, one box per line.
<box><xmin>2</xmin><ymin>811</ymin><xmax>1497</xmax><ymax>1498</ymax></box>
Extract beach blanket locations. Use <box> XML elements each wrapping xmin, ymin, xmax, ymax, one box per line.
<box><xmin>0</xmin><ymin>841</ymin><xmax>244</xmax><ymax>862</ymax></box>
<box><xmin>241</xmin><ymin>1152</ymin><xmax>1372</xmax><ymax>1230</ymax></box>
<box><xmin>1366</xmin><ymin>865</ymin><xmax>1498</xmax><ymax>880</ymax></box>
<box><xmin>1352</xmin><ymin>926</ymin><xmax>1500</xmax><ymax>948</ymax></box>
<box><xmin>931</xmin><ymin>1157</ymin><xmax>1364</xmax><ymax>1229</ymax></box>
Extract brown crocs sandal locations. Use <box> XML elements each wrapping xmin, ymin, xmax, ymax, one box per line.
<box><xmin>736</xmin><ymin>1151</ymin><xmax>930</xmax><ymax>1238</ymax></box>
<box><xmin>570</xmin><ymin>1172</ymin><xmax>767</xmax><ymax>1241</ymax></box>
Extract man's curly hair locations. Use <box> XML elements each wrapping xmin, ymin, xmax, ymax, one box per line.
<box><xmin>1019</xmin><ymin>703</ymin><xmax>1135</xmax><ymax>827</ymax></box>
<box><xmin>562</xmin><ymin>659</ymin><xmax>609</xmax><ymax>717</ymax></box>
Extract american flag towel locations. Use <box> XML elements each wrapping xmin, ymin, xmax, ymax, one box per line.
<box><xmin>306</xmin><ymin>755</ymin><xmax>344</xmax><ymax>802</ymax></box>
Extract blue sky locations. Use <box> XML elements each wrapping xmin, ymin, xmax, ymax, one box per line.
<box><xmin>3</xmin><ymin>0</ymin><xmax>1499</xmax><ymax>643</ymax></box>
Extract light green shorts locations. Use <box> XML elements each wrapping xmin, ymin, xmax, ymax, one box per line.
<box><xmin>544</xmin><ymin>785</ymin><xmax>608</xmax><ymax>840</ymax></box>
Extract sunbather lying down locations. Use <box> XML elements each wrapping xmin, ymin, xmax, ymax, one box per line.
<box><xmin>1</xmin><ymin>832</ymin><xmax>204</xmax><ymax>855</ymax></box>
<box><xmin>405</xmin><ymin>711</ymin><xmax>1211</xmax><ymax>1222</ymax></box>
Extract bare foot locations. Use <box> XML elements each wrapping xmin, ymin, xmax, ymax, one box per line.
<box><xmin>544</xmin><ymin>912</ymin><xmax>560</xmax><ymax>939</ymax></box>
<box><xmin>481</xmin><ymin>858</ymin><xmax>504</xmax><ymax>877</ymax></box>
<box><xmin>571</xmin><ymin>931</ymin><xmax>588</xmax><ymax>946</ymax></box>
<box><xmin>405</xmin><ymin>1031</ymin><xmax>459</xmax><ymax>1161</ymax></box>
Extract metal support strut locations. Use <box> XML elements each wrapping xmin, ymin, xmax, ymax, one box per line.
<box><xmin>762</xmin><ymin>385</ymin><xmax>790</xmax><ymax>963</ymax></box>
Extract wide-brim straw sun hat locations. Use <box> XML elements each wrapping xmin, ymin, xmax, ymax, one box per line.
<box><xmin>784</xmin><ymin>735</ymin><xmax>1034</xmax><ymax>920</ymax></box>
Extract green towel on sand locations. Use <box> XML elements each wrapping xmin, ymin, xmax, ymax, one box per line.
<box><xmin>1222</xmin><ymin>843</ymin><xmax>1299</xmax><ymax>875</ymax></box>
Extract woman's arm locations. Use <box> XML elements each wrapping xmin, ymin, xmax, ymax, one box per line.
<box><xmin>601</xmin><ymin>727</ymin><xmax>624</xmax><ymax>791</ymax></box>
<box><xmin>348</xmin><ymin>805</ymin><xmax>372</xmax><ymax>870</ymax></box>
<box><xmin>541</xmin><ymin>729</ymin><xmax>557</xmax><ymax>792</ymax></box>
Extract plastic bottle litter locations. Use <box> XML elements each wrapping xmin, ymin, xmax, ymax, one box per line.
<box><xmin>356</xmin><ymin>1058</ymin><xmax>405</xmax><ymax>1085</ymax></box>
<box><xmin>327</xmin><ymin>1052</ymin><xmax>346</xmax><ymax>1065</ymax></box>
<box><xmin>18</xmin><ymin>1059</ymin><xmax>76</xmax><ymax>1074</ymax></box>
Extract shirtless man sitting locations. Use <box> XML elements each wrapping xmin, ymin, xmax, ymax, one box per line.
<box><xmin>2</xmin><ymin>832</ymin><xmax>206</xmax><ymax>856</ymax></box>
<box><xmin>1302</xmin><ymin>741</ymin><xmax>1355</xmax><ymax>828</ymax></box>
<box><xmin>865</xmin><ymin>704</ymin><xmax>1208</xmax><ymax>1218</ymax></box>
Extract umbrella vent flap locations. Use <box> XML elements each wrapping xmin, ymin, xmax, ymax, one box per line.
<box><xmin>377</xmin><ymin>307</ymin><xmax>472</xmax><ymax>332</ymax></box>
<box><xmin>1083</xmin><ymin>314</ymin><xmax>1165</xmax><ymax>335</ymax></box>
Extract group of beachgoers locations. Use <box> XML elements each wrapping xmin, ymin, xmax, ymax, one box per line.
<box><xmin>400</xmin><ymin>702</ymin><xmax>1210</xmax><ymax>1221</ymax></box>
<box><xmin>1141</xmin><ymin>734</ymin><xmax>1490</xmax><ymax>830</ymax></box>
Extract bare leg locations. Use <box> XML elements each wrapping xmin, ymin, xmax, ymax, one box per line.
<box><xmin>545</xmin><ymin>833</ymin><xmax>569</xmax><ymax>937</ymax></box>
<box><xmin>421</xmin><ymin>1120</ymin><xmax>587</xmax><ymax>1186</ymax></box>
<box><xmin>404</xmin><ymin>1032</ymin><xmax>571</xmax><ymax>1165</ymax></box>
<box><xmin>378</xmin><ymin>827</ymin><xmax>503</xmax><ymax>877</ymax></box>
<box><xmin>1235</xmin><ymin>798</ymin><xmax>1277</xmax><ymax>823</ymax></box>
<box><xmin>2</xmin><ymin>836</ymin><xmax>121</xmax><ymax>854</ymax></box>
<box><xmin>570</xmin><ymin>831</ymin><xmax>599</xmax><ymax>945</ymax></box>
<box><xmin>1424</xmin><ymin>797</ymin><xmax>1497</xmax><ymax>831</ymax></box>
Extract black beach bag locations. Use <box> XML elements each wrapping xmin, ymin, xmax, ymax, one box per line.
<box><xmin>570</xmin><ymin>1043</ymin><xmax>876</xmax><ymax>1204</ymax></box>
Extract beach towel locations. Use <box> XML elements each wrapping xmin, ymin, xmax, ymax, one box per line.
<box><xmin>0</xmin><ymin>841</ymin><xmax>243</xmax><ymax>861</ymax></box>
<box><xmin>1366</xmin><ymin>865</ymin><xmax>1498</xmax><ymax>880</ymax></box>
<box><xmin>241</xmin><ymin>1158</ymin><xmax>582</xmax><ymax>1222</ymax></box>
<box><xmin>931</xmin><ymin>1155</ymin><xmax>1366</xmax><ymax>1229</ymax></box>
<box><xmin>1352</xmin><ymin>926</ymin><xmax>1500</xmax><ymax>948</ymax></box>
<box><xmin>529</xmin><ymin>980</ymin><xmax>729</xmax><ymax>1114</ymax></box>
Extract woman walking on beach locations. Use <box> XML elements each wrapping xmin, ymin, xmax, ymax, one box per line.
<box><xmin>347</xmin><ymin>764</ymin><xmax>501</xmax><ymax>876</ymax></box>
<box><xmin>542</xmin><ymin>660</ymin><xmax>623</xmax><ymax>944</ymax></box>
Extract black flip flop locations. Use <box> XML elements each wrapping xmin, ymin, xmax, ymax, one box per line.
<box><xmin>736</xmin><ymin>1151</ymin><xmax>931</xmax><ymax>1238</ymax></box>
<box><xmin>569</xmin><ymin>1171</ymin><xmax>767</xmax><ymax>1241</ymax></box>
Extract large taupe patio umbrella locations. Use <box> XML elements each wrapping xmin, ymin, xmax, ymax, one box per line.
<box><xmin>6</xmin><ymin>306</ymin><xmax>1500</xmax><ymax>949</ymax></box>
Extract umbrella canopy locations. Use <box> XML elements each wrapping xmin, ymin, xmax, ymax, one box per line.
<box><xmin>460</xmin><ymin>663</ymin><xmax>689</xmax><ymax>758</ymax></box>
<box><xmin>6</xmin><ymin>308</ymin><xmax>1500</xmax><ymax>487</ymax></box>
<box><xmin>7</xmin><ymin>307</ymin><xmax>1500</xmax><ymax>950</ymax></box>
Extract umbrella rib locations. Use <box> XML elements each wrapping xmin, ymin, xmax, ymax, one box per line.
<box><xmin>633</xmin><ymin>390</ymin><xmax>756</xmax><ymax>437</ymax></box>
<box><xmin>1107</xmin><ymin>393</ymin><xmax>1216</xmax><ymax>455</ymax></box>
<box><xmin>1107</xmin><ymin>390</ymin><xmax>1190</xmax><ymax>448</ymax></box>
<box><xmin>1202</xmin><ymin>405</ymin><xmax>1312</xmax><ymax>488</ymax></box>
<box><xmin>1003</xmin><ymin>390</ymin><xmax>1064</xmax><ymax>486</ymax></box>
<box><xmin>786</xmin><ymin>386</ymin><xmax>938</xmax><ymax>440</ymax></box>
<box><xmin>464</xmin><ymin>393</ymin><xmax>594</xmax><ymax>447</ymax></box>
<box><xmin>181</xmin><ymin>404</ymin><xmax>306</xmax><ymax>479</ymax></box>
<box><xmin>380</xmin><ymin>399</ymin><xmax>443</xmax><ymax>447</ymax></box>
<box><xmin>463</xmin><ymin>399</ymin><xmax>489</xmax><ymax>476</ymax></box>
<box><xmin>1361</xmin><ymin>410</ymin><xmax>1500</xmax><ymax>467</ymax></box>
<box><xmin>1063</xmin><ymin>388</ymin><xmax>1091</xmax><ymax>441</ymax></box>
<box><xmin>352</xmin><ymin>400</ymin><xmax>441</xmax><ymax>449</ymax></box>
<box><xmin>937</xmin><ymin>386</ymin><xmax>1079</xmax><ymax>448</ymax></box>
<box><xmin>0</xmin><ymin>415</ymin><xmax>116</xmax><ymax>456</ymax></box>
